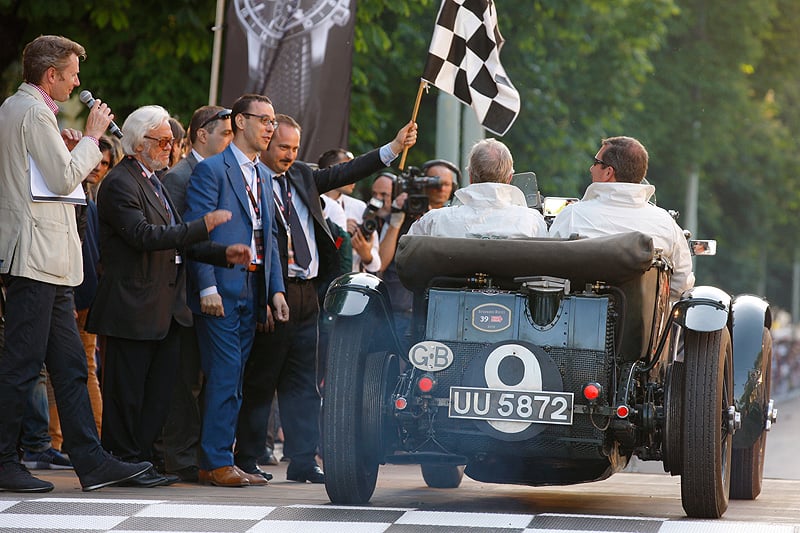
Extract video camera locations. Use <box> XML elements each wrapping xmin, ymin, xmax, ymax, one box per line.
<box><xmin>395</xmin><ymin>166</ymin><xmax>441</xmax><ymax>215</ymax></box>
<box><xmin>358</xmin><ymin>197</ymin><xmax>384</xmax><ymax>238</ymax></box>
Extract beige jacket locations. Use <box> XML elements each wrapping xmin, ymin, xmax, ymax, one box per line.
<box><xmin>0</xmin><ymin>83</ymin><xmax>101</xmax><ymax>285</ymax></box>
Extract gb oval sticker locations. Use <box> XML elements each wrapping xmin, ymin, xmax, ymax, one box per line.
<box><xmin>409</xmin><ymin>341</ymin><xmax>454</xmax><ymax>371</ymax></box>
<box><xmin>472</xmin><ymin>303</ymin><xmax>511</xmax><ymax>332</ymax></box>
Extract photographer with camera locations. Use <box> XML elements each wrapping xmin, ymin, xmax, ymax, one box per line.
<box><xmin>370</xmin><ymin>160</ymin><xmax>457</xmax><ymax>350</ymax></box>
<box><xmin>408</xmin><ymin>139</ymin><xmax>547</xmax><ymax>238</ymax></box>
<box><xmin>350</xmin><ymin>198</ymin><xmax>382</xmax><ymax>273</ymax></box>
<box><xmin>420</xmin><ymin>159</ymin><xmax>458</xmax><ymax>209</ymax></box>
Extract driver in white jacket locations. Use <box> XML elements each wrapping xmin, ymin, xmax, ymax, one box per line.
<box><xmin>549</xmin><ymin>136</ymin><xmax>694</xmax><ymax>298</ymax></box>
<box><xmin>408</xmin><ymin>138</ymin><xmax>548</xmax><ymax>239</ymax></box>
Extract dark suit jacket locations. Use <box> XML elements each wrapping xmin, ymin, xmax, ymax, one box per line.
<box><xmin>162</xmin><ymin>152</ymin><xmax>199</xmax><ymax>216</ymax></box>
<box><xmin>276</xmin><ymin>148</ymin><xmax>385</xmax><ymax>285</ymax></box>
<box><xmin>86</xmin><ymin>156</ymin><xmax>230</xmax><ymax>340</ymax></box>
<box><xmin>183</xmin><ymin>145</ymin><xmax>285</xmax><ymax>319</ymax></box>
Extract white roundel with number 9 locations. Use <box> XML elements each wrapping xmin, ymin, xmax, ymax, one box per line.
<box><xmin>484</xmin><ymin>343</ymin><xmax>542</xmax><ymax>433</ymax></box>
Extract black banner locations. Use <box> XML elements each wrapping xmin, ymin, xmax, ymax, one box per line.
<box><xmin>222</xmin><ymin>0</ymin><xmax>356</xmax><ymax>162</ymax></box>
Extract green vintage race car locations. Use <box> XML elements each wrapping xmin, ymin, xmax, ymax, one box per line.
<box><xmin>321</xmin><ymin>222</ymin><xmax>775</xmax><ymax>519</ymax></box>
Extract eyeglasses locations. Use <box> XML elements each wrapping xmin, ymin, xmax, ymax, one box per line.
<box><xmin>241</xmin><ymin>112</ymin><xmax>279</xmax><ymax>128</ymax></box>
<box><xmin>592</xmin><ymin>156</ymin><xmax>613</xmax><ymax>169</ymax></box>
<box><xmin>144</xmin><ymin>136</ymin><xmax>176</xmax><ymax>150</ymax></box>
<box><xmin>199</xmin><ymin>108</ymin><xmax>232</xmax><ymax>131</ymax></box>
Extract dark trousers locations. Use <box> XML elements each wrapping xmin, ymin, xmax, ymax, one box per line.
<box><xmin>236</xmin><ymin>279</ymin><xmax>321</xmax><ymax>471</ymax></box>
<box><xmin>0</xmin><ymin>275</ymin><xmax>103</xmax><ymax>474</ymax></box>
<box><xmin>101</xmin><ymin>321</ymin><xmax>180</xmax><ymax>462</ymax></box>
<box><xmin>161</xmin><ymin>324</ymin><xmax>203</xmax><ymax>473</ymax></box>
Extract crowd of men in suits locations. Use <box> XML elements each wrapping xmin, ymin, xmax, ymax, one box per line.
<box><xmin>0</xmin><ymin>34</ymin><xmax>418</xmax><ymax>493</ymax></box>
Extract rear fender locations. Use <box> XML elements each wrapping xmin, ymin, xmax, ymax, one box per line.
<box><xmin>672</xmin><ymin>285</ymin><xmax>731</xmax><ymax>333</ymax></box>
<box><xmin>731</xmin><ymin>294</ymin><xmax>772</xmax><ymax>448</ymax></box>
<box><xmin>323</xmin><ymin>272</ymin><xmax>402</xmax><ymax>353</ymax></box>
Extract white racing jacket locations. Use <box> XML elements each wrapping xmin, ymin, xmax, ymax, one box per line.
<box><xmin>549</xmin><ymin>181</ymin><xmax>695</xmax><ymax>298</ymax></box>
<box><xmin>408</xmin><ymin>182</ymin><xmax>548</xmax><ymax>239</ymax></box>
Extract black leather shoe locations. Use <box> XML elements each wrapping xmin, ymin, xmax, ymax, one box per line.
<box><xmin>160</xmin><ymin>473</ymin><xmax>181</xmax><ymax>486</ymax></box>
<box><xmin>239</xmin><ymin>465</ymin><xmax>273</xmax><ymax>481</ymax></box>
<box><xmin>286</xmin><ymin>464</ymin><xmax>324</xmax><ymax>483</ymax></box>
<box><xmin>258</xmin><ymin>452</ymin><xmax>280</xmax><ymax>466</ymax></box>
<box><xmin>119</xmin><ymin>466</ymin><xmax>172</xmax><ymax>487</ymax></box>
<box><xmin>171</xmin><ymin>465</ymin><xmax>199</xmax><ymax>482</ymax></box>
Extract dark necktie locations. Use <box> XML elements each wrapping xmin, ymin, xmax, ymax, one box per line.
<box><xmin>276</xmin><ymin>174</ymin><xmax>312</xmax><ymax>269</ymax></box>
<box><xmin>148</xmin><ymin>175</ymin><xmax>172</xmax><ymax>223</ymax></box>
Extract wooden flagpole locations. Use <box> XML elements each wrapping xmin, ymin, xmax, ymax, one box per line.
<box><xmin>399</xmin><ymin>80</ymin><xmax>428</xmax><ymax>170</ymax></box>
<box><xmin>208</xmin><ymin>0</ymin><xmax>226</xmax><ymax>105</ymax></box>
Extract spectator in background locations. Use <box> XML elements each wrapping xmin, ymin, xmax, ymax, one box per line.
<box><xmin>319</xmin><ymin>149</ymin><xmax>380</xmax><ymax>273</ymax></box>
<box><xmin>86</xmin><ymin>105</ymin><xmax>252</xmax><ymax>487</ymax></box>
<box><xmin>0</xmin><ymin>34</ymin><xmax>152</xmax><ymax>493</ymax></box>
<box><xmin>409</xmin><ymin>139</ymin><xmax>547</xmax><ymax>239</ymax></box>
<box><xmin>168</xmin><ymin>117</ymin><xmax>186</xmax><ymax>169</ymax></box>
<box><xmin>160</xmin><ymin>105</ymin><xmax>234</xmax><ymax>482</ymax></box>
<box><xmin>163</xmin><ymin>106</ymin><xmax>233</xmax><ymax>215</ymax></box>
<box><xmin>319</xmin><ymin>149</ymin><xmax>363</xmax><ymax>219</ymax></box>
<box><xmin>234</xmin><ymin>114</ymin><xmax>417</xmax><ymax>484</ymax></box>
<box><xmin>83</xmin><ymin>136</ymin><xmax>114</xmax><ymax>202</ymax></box>
<box><xmin>19</xmin><ymin>368</ymin><xmax>73</xmax><ymax>471</ymax></box>
<box><xmin>85</xmin><ymin>135</ymin><xmax>122</xmax><ymax>200</ymax></box>
<box><xmin>421</xmin><ymin>159</ymin><xmax>458</xmax><ymax>209</ymax></box>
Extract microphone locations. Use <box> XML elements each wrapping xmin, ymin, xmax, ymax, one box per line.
<box><xmin>78</xmin><ymin>90</ymin><xmax>123</xmax><ymax>138</ymax></box>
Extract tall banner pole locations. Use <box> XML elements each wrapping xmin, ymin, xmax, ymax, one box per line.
<box><xmin>208</xmin><ymin>0</ymin><xmax>226</xmax><ymax>105</ymax></box>
<box><xmin>399</xmin><ymin>80</ymin><xmax>427</xmax><ymax>170</ymax></box>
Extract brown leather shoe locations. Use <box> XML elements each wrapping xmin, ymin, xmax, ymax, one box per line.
<box><xmin>198</xmin><ymin>466</ymin><xmax>250</xmax><ymax>487</ymax></box>
<box><xmin>233</xmin><ymin>465</ymin><xmax>268</xmax><ymax>486</ymax></box>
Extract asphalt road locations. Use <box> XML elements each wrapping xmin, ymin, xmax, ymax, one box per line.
<box><xmin>1</xmin><ymin>395</ymin><xmax>797</xmax><ymax>531</ymax></box>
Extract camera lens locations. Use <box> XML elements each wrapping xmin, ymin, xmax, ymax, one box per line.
<box><xmin>363</xmin><ymin>218</ymin><xmax>377</xmax><ymax>232</ymax></box>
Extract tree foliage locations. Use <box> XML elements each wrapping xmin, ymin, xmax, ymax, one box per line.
<box><xmin>0</xmin><ymin>0</ymin><xmax>216</xmax><ymax>122</ymax></box>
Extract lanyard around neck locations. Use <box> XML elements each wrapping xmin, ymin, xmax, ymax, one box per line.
<box><xmin>242</xmin><ymin>165</ymin><xmax>261</xmax><ymax>220</ymax></box>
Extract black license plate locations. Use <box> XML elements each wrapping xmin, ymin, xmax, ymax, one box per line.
<box><xmin>448</xmin><ymin>386</ymin><xmax>574</xmax><ymax>425</ymax></box>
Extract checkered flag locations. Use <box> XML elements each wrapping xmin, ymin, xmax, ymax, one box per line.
<box><xmin>422</xmin><ymin>0</ymin><xmax>520</xmax><ymax>136</ymax></box>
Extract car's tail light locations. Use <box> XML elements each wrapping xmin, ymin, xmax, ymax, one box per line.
<box><xmin>417</xmin><ymin>374</ymin><xmax>436</xmax><ymax>394</ymax></box>
<box><xmin>582</xmin><ymin>382</ymin><xmax>602</xmax><ymax>402</ymax></box>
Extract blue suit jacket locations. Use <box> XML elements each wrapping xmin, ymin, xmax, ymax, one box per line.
<box><xmin>183</xmin><ymin>145</ymin><xmax>285</xmax><ymax>318</ymax></box>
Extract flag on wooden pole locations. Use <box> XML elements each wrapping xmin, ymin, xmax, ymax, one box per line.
<box><xmin>422</xmin><ymin>0</ymin><xmax>520</xmax><ymax>136</ymax></box>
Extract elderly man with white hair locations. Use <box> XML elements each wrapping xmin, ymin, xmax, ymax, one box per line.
<box><xmin>408</xmin><ymin>138</ymin><xmax>547</xmax><ymax>239</ymax></box>
<box><xmin>86</xmin><ymin>105</ymin><xmax>251</xmax><ymax>487</ymax></box>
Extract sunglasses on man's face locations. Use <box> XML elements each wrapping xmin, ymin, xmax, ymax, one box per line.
<box><xmin>143</xmin><ymin>136</ymin><xmax>176</xmax><ymax>150</ymax></box>
<box><xmin>592</xmin><ymin>156</ymin><xmax>613</xmax><ymax>169</ymax></box>
<box><xmin>199</xmin><ymin>109</ymin><xmax>232</xmax><ymax>130</ymax></box>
